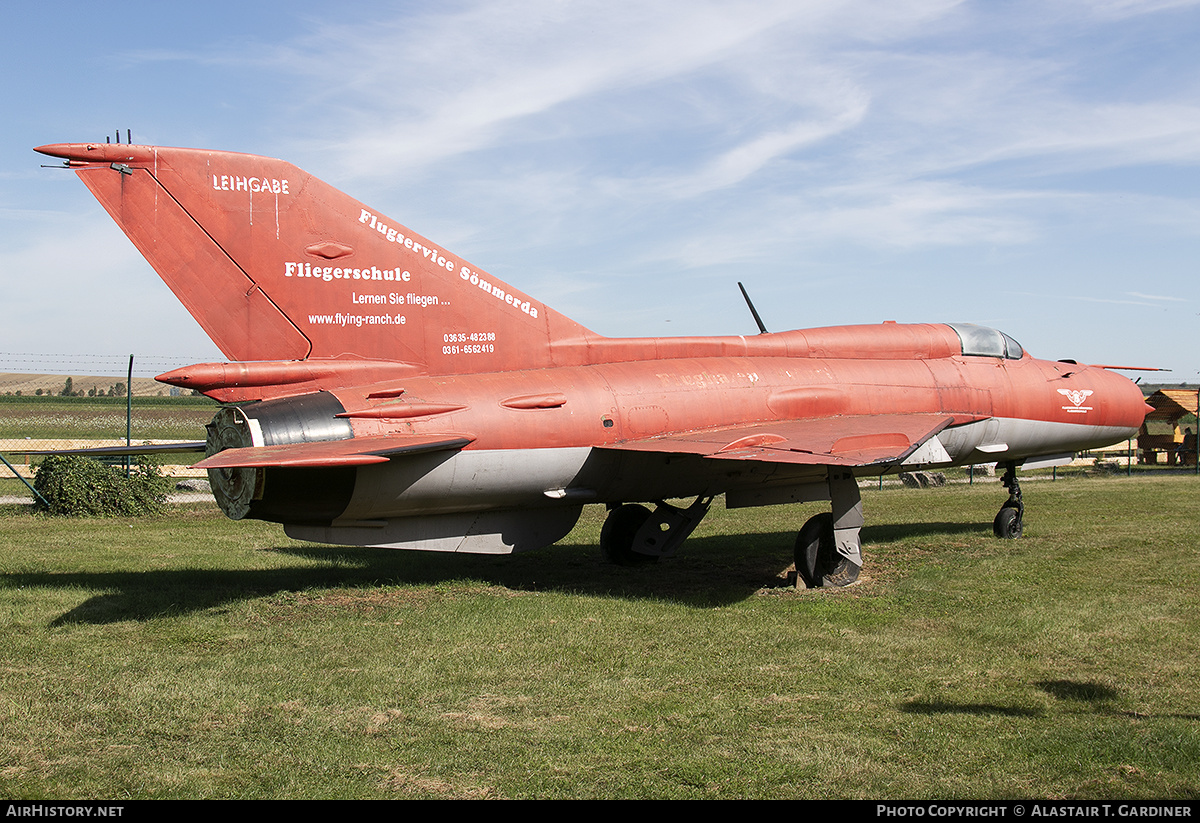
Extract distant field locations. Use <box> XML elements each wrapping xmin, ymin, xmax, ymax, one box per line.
<box><xmin>0</xmin><ymin>372</ymin><xmax>187</xmax><ymax>398</ymax></box>
<box><xmin>0</xmin><ymin>395</ymin><xmax>216</xmax><ymax>441</ymax></box>
<box><xmin>0</xmin><ymin>475</ymin><xmax>1196</xmax><ymax>799</ymax></box>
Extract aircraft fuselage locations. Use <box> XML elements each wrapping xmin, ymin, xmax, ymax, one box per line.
<box><xmin>247</xmin><ymin>348</ymin><xmax>1146</xmax><ymax>552</ymax></box>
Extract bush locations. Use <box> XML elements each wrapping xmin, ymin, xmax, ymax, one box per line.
<box><xmin>33</xmin><ymin>454</ymin><xmax>172</xmax><ymax>516</ymax></box>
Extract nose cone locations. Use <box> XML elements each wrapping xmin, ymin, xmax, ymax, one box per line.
<box><xmin>1101</xmin><ymin>368</ymin><xmax>1152</xmax><ymax>430</ymax></box>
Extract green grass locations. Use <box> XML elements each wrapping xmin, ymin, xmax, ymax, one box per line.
<box><xmin>0</xmin><ymin>476</ymin><xmax>1197</xmax><ymax>798</ymax></box>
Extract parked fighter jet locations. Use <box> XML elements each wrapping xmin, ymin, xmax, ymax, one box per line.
<box><xmin>34</xmin><ymin>141</ymin><xmax>1150</xmax><ymax>587</ymax></box>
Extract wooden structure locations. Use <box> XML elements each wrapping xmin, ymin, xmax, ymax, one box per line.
<box><xmin>1138</xmin><ymin>389</ymin><xmax>1199</xmax><ymax>465</ymax></box>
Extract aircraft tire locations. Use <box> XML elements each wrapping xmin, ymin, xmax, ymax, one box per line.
<box><xmin>600</xmin><ymin>504</ymin><xmax>657</xmax><ymax>565</ymax></box>
<box><xmin>795</xmin><ymin>512</ymin><xmax>835</xmax><ymax>588</ymax></box>
<box><xmin>993</xmin><ymin>506</ymin><xmax>1023</xmax><ymax>539</ymax></box>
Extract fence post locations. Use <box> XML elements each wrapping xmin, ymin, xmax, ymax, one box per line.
<box><xmin>125</xmin><ymin>355</ymin><xmax>133</xmax><ymax>478</ymax></box>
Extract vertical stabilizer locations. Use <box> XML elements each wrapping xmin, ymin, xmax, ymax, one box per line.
<box><xmin>35</xmin><ymin>143</ymin><xmax>595</xmax><ymax>374</ymax></box>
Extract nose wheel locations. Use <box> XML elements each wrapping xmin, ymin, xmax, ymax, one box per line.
<box><xmin>993</xmin><ymin>461</ymin><xmax>1024</xmax><ymax>539</ymax></box>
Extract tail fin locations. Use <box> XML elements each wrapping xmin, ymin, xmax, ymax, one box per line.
<box><xmin>35</xmin><ymin>143</ymin><xmax>594</xmax><ymax>374</ymax></box>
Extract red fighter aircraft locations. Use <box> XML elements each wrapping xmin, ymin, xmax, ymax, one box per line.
<box><xmin>35</xmin><ymin>141</ymin><xmax>1151</xmax><ymax>587</ymax></box>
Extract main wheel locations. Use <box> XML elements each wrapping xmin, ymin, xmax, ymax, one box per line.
<box><xmin>993</xmin><ymin>505</ymin><xmax>1023</xmax><ymax>539</ymax></box>
<box><xmin>795</xmin><ymin>512</ymin><xmax>836</xmax><ymax>588</ymax></box>
<box><xmin>600</xmin><ymin>504</ymin><xmax>657</xmax><ymax>565</ymax></box>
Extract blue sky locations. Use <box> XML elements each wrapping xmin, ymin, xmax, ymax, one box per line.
<box><xmin>2</xmin><ymin>0</ymin><xmax>1198</xmax><ymax>380</ymax></box>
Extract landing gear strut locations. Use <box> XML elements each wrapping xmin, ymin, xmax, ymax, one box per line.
<box><xmin>993</xmin><ymin>461</ymin><xmax>1024</xmax><ymax>539</ymax></box>
<box><xmin>600</xmin><ymin>496</ymin><xmax>713</xmax><ymax>565</ymax></box>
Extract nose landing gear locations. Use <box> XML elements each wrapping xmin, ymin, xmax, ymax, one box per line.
<box><xmin>993</xmin><ymin>461</ymin><xmax>1024</xmax><ymax>539</ymax></box>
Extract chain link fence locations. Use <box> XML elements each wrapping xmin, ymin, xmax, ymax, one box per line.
<box><xmin>0</xmin><ymin>364</ymin><xmax>217</xmax><ymax>502</ymax></box>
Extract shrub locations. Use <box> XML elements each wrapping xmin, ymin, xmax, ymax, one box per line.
<box><xmin>33</xmin><ymin>454</ymin><xmax>172</xmax><ymax>516</ymax></box>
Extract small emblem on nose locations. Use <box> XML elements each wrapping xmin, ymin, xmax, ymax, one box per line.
<box><xmin>1058</xmin><ymin>388</ymin><xmax>1094</xmax><ymax>412</ymax></box>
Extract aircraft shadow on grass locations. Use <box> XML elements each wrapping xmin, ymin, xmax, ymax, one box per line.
<box><xmin>19</xmin><ymin>521</ymin><xmax>989</xmax><ymax>625</ymax></box>
<box><xmin>900</xmin><ymin>700</ymin><xmax>1044</xmax><ymax>718</ymax></box>
<box><xmin>901</xmin><ymin>680</ymin><xmax>1200</xmax><ymax>721</ymax></box>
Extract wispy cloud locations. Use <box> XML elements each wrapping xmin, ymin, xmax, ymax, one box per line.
<box><xmin>284</xmin><ymin>2</ymin><xmax>817</xmax><ymax>175</ymax></box>
<box><xmin>1128</xmin><ymin>291</ymin><xmax>1189</xmax><ymax>302</ymax></box>
<box><xmin>1083</xmin><ymin>0</ymin><xmax>1200</xmax><ymax>19</ymax></box>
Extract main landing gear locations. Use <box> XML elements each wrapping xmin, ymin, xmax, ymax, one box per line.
<box><xmin>794</xmin><ymin>470</ymin><xmax>863</xmax><ymax>588</ymax></box>
<box><xmin>600</xmin><ymin>472</ymin><xmax>866</xmax><ymax>589</ymax></box>
<box><xmin>993</xmin><ymin>460</ymin><xmax>1024</xmax><ymax>539</ymax></box>
<box><xmin>600</xmin><ymin>497</ymin><xmax>713</xmax><ymax>566</ymax></box>
<box><xmin>601</xmin><ymin>461</ymin><xmax>1028</xmax><ymax>586</ymax></box>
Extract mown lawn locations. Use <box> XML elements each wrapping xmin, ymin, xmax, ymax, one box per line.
<box><xmin>0</xmin><ymin>475</ymin><xmax>1196</xmax><ymax>798</ymax></box>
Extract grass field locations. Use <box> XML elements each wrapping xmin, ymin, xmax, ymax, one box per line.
<box><xmin>0</xmin><ymin>395</ymin><xmax>216</xmax><ymax>441</ymax></box>
<box><xmin>0</xmin><ymin>475</ymin><xmax>1197</xmax><ymax>799</ymax></box>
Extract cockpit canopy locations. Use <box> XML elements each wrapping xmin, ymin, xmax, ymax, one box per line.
<box><xmin>947</xmin><ymin>323</ymin><xmax>1024</xmax><ymax>360</ymax></box>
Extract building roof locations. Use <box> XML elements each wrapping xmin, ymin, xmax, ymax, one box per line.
<box><xmin>1145</xmin><ymin>389</ymin><xmax>1199</xmax><ymax>420</ymax></box>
